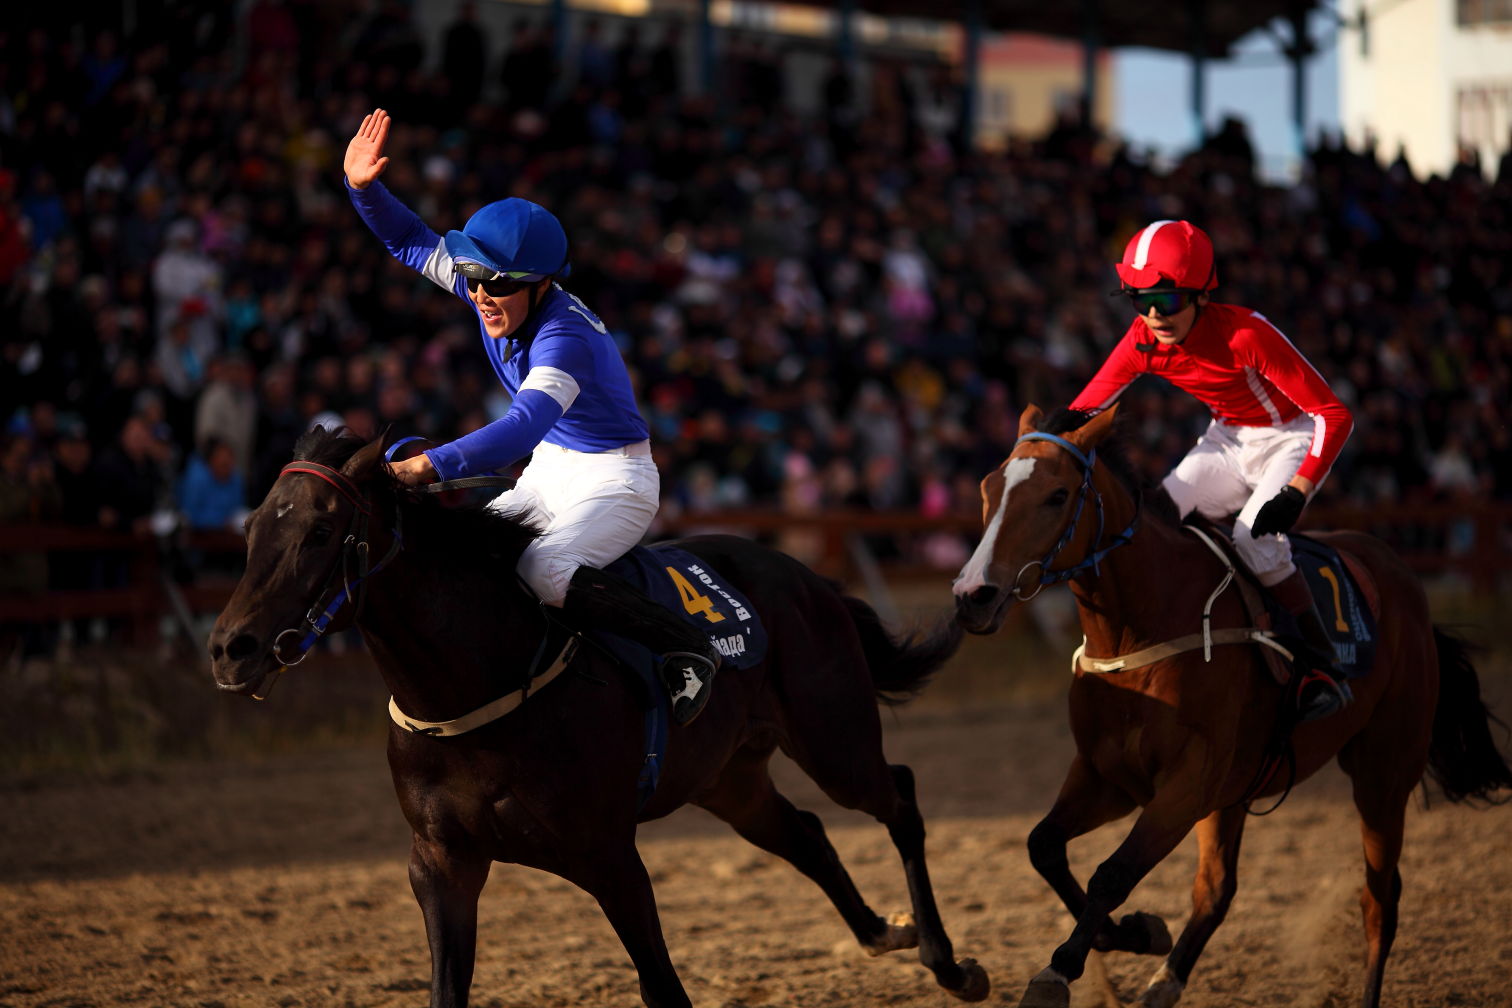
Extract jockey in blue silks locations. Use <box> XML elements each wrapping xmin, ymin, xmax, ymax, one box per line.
<box><xmin>342</xmin><ymin>107</ymin><xmax>719</xmax><ymax>725</ymax></box>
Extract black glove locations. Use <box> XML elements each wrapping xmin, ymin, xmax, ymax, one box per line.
<box><xmin>1250</xmin><ymin>485</ymin><xmax>1306</xmax><ymax>538</ymax></box>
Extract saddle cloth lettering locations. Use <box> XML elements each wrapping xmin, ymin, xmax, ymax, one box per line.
<box><xmin>604</xmin><ymin>544</ymin><xmax>768</xmax><ymax>670</ymax></box>
<box><xmin>1280</xmin><ymin>534</ymin><xmax>1377</xmax><ymax>680</ymax></box>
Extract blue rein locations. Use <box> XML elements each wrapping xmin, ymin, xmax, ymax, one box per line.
<box><xmin>1015</xmin><ymin>431</ymin><xmax>1141</xmax><ymax>593</ymax></box>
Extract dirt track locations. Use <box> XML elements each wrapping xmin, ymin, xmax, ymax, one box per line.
<box><xmin>4</xmin><ymin>625</ymin><xmax>1512</xmax><ymax>1008</ymax></box>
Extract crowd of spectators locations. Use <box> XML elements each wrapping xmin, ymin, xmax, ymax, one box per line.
<box><xmin>2</xmin><ymin>1</ymin><xmax>1510</xmax><ymax>631</ymax></box>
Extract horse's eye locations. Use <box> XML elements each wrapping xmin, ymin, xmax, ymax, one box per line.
<box><xmin>1046</xmin><ymin>488</ymin><xmax>1069</xmax><ymax>508</ymax></box>
<box><xmin>308</xmin><ymin>524</ymin><xmax>334</xmax><ymax>546</ymax></box>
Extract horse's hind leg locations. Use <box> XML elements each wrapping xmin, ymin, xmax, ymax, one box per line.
<box><xmin>409</xmin><ymin>836</ymin><xmax>491</xmax><ymax>1008</ymax></box>
<box><xmin>697</xmin><ymin>746</ymin><xmax>916</xmax><ymax>953</ymax></box>
<box><xmin>1137</xmin><ymin>804</ymin><xmax>1248</xmax><ymax>1008</ymax></box>
<box><xmin>885</xmin><ymin>763</ymin><xmax>991</xmax><ymax>1001</ymax></box>
<box><xmin>1027</xmin><ymin>755</ymin><xmax>1163</xmax><ymax>957</ymax></box>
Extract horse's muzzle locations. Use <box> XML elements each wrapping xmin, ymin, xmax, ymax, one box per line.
<box><xmin>208</xmin><ymin>628</ymin><xmax>275</xmax><ymax>697</ymax></box>
<box><xmin>954</xmin><ymin>585</ymin><xmax>1009</xmax><ymax>635</ymax></box>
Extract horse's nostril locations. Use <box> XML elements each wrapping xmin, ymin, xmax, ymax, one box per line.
<box><xmin>225</xmin><ymin>634</ymin><xmax>260</xmax><ymax>662</ymax></box>
<box><xmin>968</xmin><ymin>586</ymin><xmax>999</xmax><ymax>607</ymax></box>
<box><xmin>209</xmin><ymin>640</ymin><xmax>223</xmax><ymax>660</ymax></box>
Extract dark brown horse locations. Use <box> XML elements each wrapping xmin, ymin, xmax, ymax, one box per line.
<box><xmin>952</xmin><ymin>405</ymin><xmax>1511</xmax><ymax>1008</ymax></box>
<box><xmin>208</xmin><ymin>427</ymin><xmax>989</xmax><ymax>1008</ymax></box>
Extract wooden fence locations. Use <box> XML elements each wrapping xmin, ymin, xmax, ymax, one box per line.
<box><xmin>1</xmin><ymin>502</ymin><xmax>1506</xmax><ymax>647</ymax></box>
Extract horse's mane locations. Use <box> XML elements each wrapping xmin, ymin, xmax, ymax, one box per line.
<box><xmin>291</xmin><ymin>426</ymin><xmax>540</xmax><ymax>569</ymax></box>
<box><xmin>1040</xmin><ymin>408</ymin><xmax>1182</xmax><ymax>528</ymax></box>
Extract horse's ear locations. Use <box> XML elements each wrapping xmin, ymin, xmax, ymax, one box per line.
<box><xmin>1018</xmin><ymin>404</ymin><xmax>1045</xmax><ymax>437</ymax></box>
<box><xmin>1070</xmin><ymin>404</ymin><xmax>1120</xmax><ymax>450</ymax></box>
<box><xmin>341</xmin><ymin>433</ymin><xmax>398</xmax><ymax>484</ymax></box>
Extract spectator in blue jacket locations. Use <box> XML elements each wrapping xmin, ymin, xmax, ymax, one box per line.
<box><xmin>178</xmin><ymin>436</ymin><xmax>246</xmax><ymax>531</ymax></box>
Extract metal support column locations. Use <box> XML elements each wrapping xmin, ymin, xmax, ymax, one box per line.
<box><xmin>700</xmin><ymin>0</ymin><xmax>716</xmax><ymax>95</ymax></box>
<box><xmin>1188</xmin><ymin>0</ymin><xmax>1208</xmax><ymax>146</ymax></box>
<box><xmin>1081</xmin><ymin>0</ymin><xmax>1100</xmax><ymax>128</ymax></box>
<box><xmin>962</xmin><ymin>0</ymin><xmax>982</xmax><ymax>152</ymax></box>
<box><xmin>1287</xmin><ymin>4</ymin><xmax>1314</xmax><ymax>158</ymax></box>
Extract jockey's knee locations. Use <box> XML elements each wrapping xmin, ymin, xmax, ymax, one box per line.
<box><xmin>518</xmin><ymin>552</ymin><xmax>583</xmax><ymax>607</ymax></box>
<box><xmin>1233</xmin><ymin>533</ymin><xmax>1293</xmax><ymax>587</ymax></box>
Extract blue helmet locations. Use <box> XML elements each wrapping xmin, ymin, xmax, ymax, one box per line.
<box><xmin>444</xmin><ymin>197</ymin><xmax>572</xmax><ymax>279</ymax></box>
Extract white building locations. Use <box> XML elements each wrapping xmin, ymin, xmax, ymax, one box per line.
<box><xmin>1339</xmin><ymin>0</ymin><xmax>1512</xmax><ymax>178</ymax></box>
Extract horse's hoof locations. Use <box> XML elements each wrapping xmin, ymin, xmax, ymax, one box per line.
<box><xmin>1138</xmin><ymin>964</ymin><xmax>1184</xmax><ymax>1008</ymax></box>
<box><xmin>945</xmin><ymin>957</ymin><xmax>990</xmax><ymax>1002</ymax></box>
<box><xmin>1017</xmin><ymin>968</ymin><xmax>1070</xmax><ymax>1008</ymax></box>
<box><xmin>864</xmin><ymin>911</ymin><xmax>917</xmax><ymax>956</ymax></box>
<box><xmin>1126</xmin><ymin>911</ymin><xmax>1173</xmax><ymax>956</ymax></box>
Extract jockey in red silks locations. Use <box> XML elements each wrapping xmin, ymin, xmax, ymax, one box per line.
<box><xmin>1070</xmin><ymin>219</ymin><xmax>1355</xmax><ymax>721</ymax></box>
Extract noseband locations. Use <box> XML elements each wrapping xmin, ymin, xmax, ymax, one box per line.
<box><xmin>270</xmin><ymin>461</ymin><xmax>403</xmax><ymax>669</ymax></box>
<box><xmin>1010</xmin><ymin>431</ymin><xmax>1141</xmax><ymax>600</ymax></box>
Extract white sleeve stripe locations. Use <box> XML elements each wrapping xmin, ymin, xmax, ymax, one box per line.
<box><xmin>1311</xmin><ymin>413</ymin><xmax>1326</xmax><ymax>457</ymax></box>
<box><xmin>520</xmin><ymin>366</ymin><xmax>581</xmax><ymax>411</ymax></box>
<box><xmin>421</xmin><ymin>242</ymin><xmax>456</xmax><ymax>292</ymax></box>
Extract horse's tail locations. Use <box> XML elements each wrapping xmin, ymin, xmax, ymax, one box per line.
<box><xmin>1425</xmin><ymin>626</ymin><xmax>1512</xmax><ymax>805</ymax></box>
<box><xmin>842</xmin><ymin>595</ymin><xmax>964</xmax><ymax>705</ymax></box>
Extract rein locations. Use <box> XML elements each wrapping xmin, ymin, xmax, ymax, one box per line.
<box><xmin>268</xmin><ymin>461</ymin><xmax>403</xmax><ymax>674</ymax></box>
<box><xmin>1011</xmin><ymin>431</ymin><xmax>1141</xmax><ymax>599</ymax></box>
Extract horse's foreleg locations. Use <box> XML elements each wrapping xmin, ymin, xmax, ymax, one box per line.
<box><xmin>409</xmin><ymin>836</ymin><xmax>491</xmax><ymax>1008</ymax></box>
<box><xmin>571</xmin><ymin>844</ymin><xmax>690</xmax><ymax>1008</ymax></box>
<box><xmin>1020</xmin><ymin>801</ymin><xmax>1198</xmax><ymax>1008</ymax></box>
<box><xmin>1137</xmin><ymin>804</ymin><xmax>1247</xmax><ymax>1008</ymax></box>
<box><xmin>1027</xmin><ymin>755</ymin><xmax>1152</xmax><ymax>954</ymax></box>
<box><xmin>885</xmin><ymin>765</ymin><xmax>991</xmax><ymax>1002</ymax></box>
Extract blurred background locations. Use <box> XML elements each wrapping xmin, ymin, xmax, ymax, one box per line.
<box><xmin>0</xmin><ymin>0</ymin><xmax>1509</xmax><ymax>767</ymax></box>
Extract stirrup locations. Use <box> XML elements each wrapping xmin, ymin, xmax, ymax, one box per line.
<box><xmin>1296</xmin><ymin>669</ymin><xmax>1352</xmax><ymax>723</ymax></box>
<box><xmin>662</xmin><ymin>651</ymin><xmax>717</xmax><ymax>726</ymax></box>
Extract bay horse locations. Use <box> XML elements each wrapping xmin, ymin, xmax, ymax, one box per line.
<box><xmin>207</xmin><ymin>427</ymin><xmax>989</xmax><ymax>1008</ymax></box>
<box><xmin>952</xmin><ymin>404</ymin><xmax>1512</xmax><ymax>1008</ymax></box>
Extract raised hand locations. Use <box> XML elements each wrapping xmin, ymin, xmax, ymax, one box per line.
<box><xmin>343</xmin><ymin>108</ymin><xmax>392</xmax><ymax>190</ymax></box>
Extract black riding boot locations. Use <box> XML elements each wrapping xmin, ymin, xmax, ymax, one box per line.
<box><xmin>562</xmin><ymin>565</ymin><xmax>721</xmax><ymax>725</ymax></box>
<box><xmin>1271</xmin><ymin>569</ymin><xmax>1350</xmax><ymax>722</ymax></box>
<box><xmin>1292</xmin><ymin>602</ymin><xmax>1353</xmax><ymax>722</ymax></box>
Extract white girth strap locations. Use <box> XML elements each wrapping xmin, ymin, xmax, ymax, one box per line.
<box><xmin>388</xmin><ymin>642</ymin><xmax>574</xmax><ymax>737</ymax></box>
<box><xmin>1072</xmin><ymin>524</ymin><xmax>1295</xmax><ymax>675</ymax></box>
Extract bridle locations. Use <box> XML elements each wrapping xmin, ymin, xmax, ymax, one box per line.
<box><xmin>1008</xmin><ymin>431</ymin><xmax>1142</xmax><ymax>600</ymax></box>
<box><xmin>269</xmin><ymin>461</ymin><xmax>403</xmax><ymax>669</ymax></box>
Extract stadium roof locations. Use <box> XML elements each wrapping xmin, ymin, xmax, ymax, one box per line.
<box><xmin>813</xmin><ymin>0</ymin><xmax>1319</xmax><ymax>59</ymax></box>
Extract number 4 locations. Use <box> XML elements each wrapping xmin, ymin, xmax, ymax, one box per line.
<box><xmin>666</xmin><ymin>567</ymin><xmax>726</xmax><ymax>624</ymax></box>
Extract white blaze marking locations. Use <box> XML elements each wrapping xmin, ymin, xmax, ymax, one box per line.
<box><xmin>276</xmin><ymin>505</ymin><xmax>291</xmax><ymax>519</ymax></box>
<box><xmin>953</xmin><ymin>457</ymin><xmax>1037</xmax><ymax>596</ymax></box>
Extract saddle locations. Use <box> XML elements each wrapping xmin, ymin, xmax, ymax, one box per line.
<box><xmin>1186</xmin><ymin>517</ymin><xmax>1380</xmax><ymax>686</ymax></box>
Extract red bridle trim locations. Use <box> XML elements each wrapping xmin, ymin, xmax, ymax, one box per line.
<box><xmin>279</xmin><ymin>462</ymin><xmax>373</xmax><ymax>516</ymax></box>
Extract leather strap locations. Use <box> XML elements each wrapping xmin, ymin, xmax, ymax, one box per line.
<box><xmin>388</xmin><ymin>642</ymin><xmax>573</xmax><ymax>736</ymax></box>
<box><xmin>1074</xmin><ymin>627</ymin><xmax>1293</xmax><ymax>674</ymax></box>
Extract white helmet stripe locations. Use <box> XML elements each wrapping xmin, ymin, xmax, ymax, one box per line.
<box><xmin>1132</xmin><ymin>220</ymin><xmax>1176</xmax><ymax>270</ymax></box>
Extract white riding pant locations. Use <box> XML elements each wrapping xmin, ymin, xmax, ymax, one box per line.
<box><xmin>487</xmin><ymin>440</ymin><xmax>659</xmax><ymax>606</ymax></box>
<box><xmin>1161</xmin><ymin>415</ymin><xmax>1317</xmax><ymax>586</ymax></box>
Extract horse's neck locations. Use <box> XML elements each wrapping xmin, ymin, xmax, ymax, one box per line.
<box><xmin>1070</xmin><ymin>488</ymin><xmax>1212</xmax><ymax>654</ymax></box>
<box><xmin>360</xmin><ymin>553</ymin><xmax>544</xmax><ymax>722</ymax></box>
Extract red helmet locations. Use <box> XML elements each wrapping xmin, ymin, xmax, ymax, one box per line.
<box><xmin>1115</xmin><ymin>220</ymin><xmax>1217</xmax><ymax>290</ymax></box>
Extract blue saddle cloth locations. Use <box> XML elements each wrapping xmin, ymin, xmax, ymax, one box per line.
<box><xmin>1275</xmin><ymin>534</ymin><xmax>1377</xmax><ymax>681</ymax></box>
<box><xmin>588</xmin><ymin>544</ymin><xmax>767</xmax><ymax>809</ymax></box>
<box><xmin>604</xmin><ymin>543</ymin><xmax>768</xmax><ymax>669</ymax></box>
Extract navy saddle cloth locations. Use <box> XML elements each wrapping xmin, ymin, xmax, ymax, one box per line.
<box><xmin>603</xmin><ymin>543</ymin><xmax>768</xmax><ymax>670</ymax></box>
<box><xmin>1274</xmin><ymin>533</ymin><xmax>1377</xmax><ymax>680</ymax></box>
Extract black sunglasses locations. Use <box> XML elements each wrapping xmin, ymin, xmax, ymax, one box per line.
<box><xmin>455</xmin><ymin>260</ymin><xmax>547</xmax><ymax>298</ymax></box>
<box><xmin>1119</xmin><ymin>287</ymin><xmax>1203</xmax><ymax>316</ymax></box>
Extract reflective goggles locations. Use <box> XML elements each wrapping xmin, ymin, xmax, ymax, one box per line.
<box><xmin>454</xmin><ymin>260</ymin><xmax>548</xmax><ymax>297</ymax></box>
<box><xmin>1118</xmin><ymin>286</ymin><xmax>1202</xmax><ymax>316</ymax></box>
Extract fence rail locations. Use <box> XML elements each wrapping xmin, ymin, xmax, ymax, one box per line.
<box><xmin>1</xmin><ymin>502</ymin><xmax>1506</xmax><ymax>646</ymax></box>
